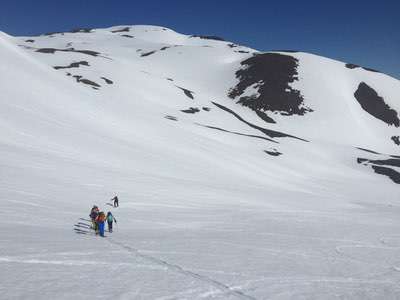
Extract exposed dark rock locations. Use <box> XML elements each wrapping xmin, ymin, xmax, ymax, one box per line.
<box><xmin>181</xmin><ymin>107</ymin><xmax>200</xmax><ymax>114</ymax></box>
<box><xmin>66</xmin><ymin>72</ymin><xmax>71</xmax><ymax>76</ymax></box>
<box><xmin>392</xmin><ymin>136</ymin><xmax>400</xmax><ymax>146</ymax></box>
<box><xmin>100</xmin><ymin>77</ymin><xmax>113</xmax><ymax>84</ymax></box>
<box><xmin>264</xmin><ymin>150</ymin><xmax>282</xmax><ymax>156</ymax></box>
<box><xmin>212</xmin><ymin>101</ymin><xmax>308</xmax><ymax>142</ymax></box>
<box><xmin>141</xmin><ymin>51</ymin><xmax>156</xmax><ymax>57</ymax></box>
<box><xmin>25</xmin><ymin>39</ymin><xmax>35</xmax><ymax>43</ymax></box>
<box><xmin>345</xmin><ymin>63</ymin><xmax>359</xmax><ymax>69</ymax></box>
<box><xmin>271</xmin><ymin>50</ymin><xmax>299</xmax><ymax>53</ymax></box>
<box><xmin>44</xmin><ymin>28</ymin><xmax>92</xmax><ymax>35</ymax></box>
<box><xmin>356</xmin><ymin>147</ymin><xmax>382</xmax><ymax>155</ymax></box>
<box><xmin>202</xmin><ymin>107</ymin><xmax>211</xmax><ymax>112</ymax></box>
<box><xmin>363</xmin><ymin>67</ymin><xmax>380</xmax><ymax>73</ymax></box>
<box><xmin>36</xmin><ymin>48</ymin><xmax>102</xmax><ymax>57</ymax></box>
<box><xmin>358</xmin><ymin>157</ymin><xmax>400</xmax><ymax>168</ymax></box>
<box><xmin>121</xmin><ymin>34</ymin><xmax>134</xmax><ymax>38</ymax></box>
<box><xmin>70</xmin><ymin>28</ymin><xmax>92</xmax><ymax>33</ymax></box>
<box><xmin>345</xmin><ymin>63</ymin><xmax>380</xmax><ymax>73</ymax></box>
<box><xmin>227</xmin><ymin>43</ymin><xmax>238</xmax><ymax>48</ymax></box>
<box><xmin>229</xmin><ymin>53</ymin><xmax>312</xmax><ymax>121</ymax></box>
<box><xmin>165</xmin><ymin>115</ymin><xmax>178</xmax><ymax>121</ymax></box>
<box><xmin>235</xmin><ymin>50</ymin><xmax>250</xmax><ymax>54</ymax></box>
<box><xmin>53</xmin><ymin>61</ymin><xmax>89</xmax><ymax>70</ymax></box>
<box><xmin>371</xmin><ymin>165</ymin><xmax>400</xmax><ymax>184</ymax></box>
<box><xmin>196</xmin><ymin>123</ymin><xmax>277</xmax><ymax>143</ymax></box>
<box><xmin>111</xmin><ymin>27</ymin><xmax>130</xmax><ymax>33</ymax></box>
<box><xmin>72</xmin><ymin>75</ymin><xmax>101</xmax><ymax>88</ymax></box>
<box><xmin>357</xmin><ymin>157</ymin><xmax>400</xmax><ymax>184</ymax></box>
<box><xmin>43</xmin><ymin>31</ymin><xmax>63</xmax><ymax>36</ymax></box>
<box><xmin>177</xmin><ymin>86</ymin><xmax>194</xmax><ymax>99</ymax></box>
<box><xmin>140</xmin><ymin>46</ymin><xmax>177</xmax><ymax>57</ymax></box>
<box><xmin>166</xmin><ymin>78</ymin><xmax>174</xmax><ymax>81</ymax></box>
<box><xmin>190</xmin><ymin>35</ymin><xmax>225</xmax><ymax>41</ymax></box>
<box><xmin>255</xmin><ymin>111</ymin><xmax>276</xmax><ymax>123</ymax></box>
<box><xmin>354</xmin><ymin>82</ymin><xmax>399</xmax><ymax>127</ymax></box>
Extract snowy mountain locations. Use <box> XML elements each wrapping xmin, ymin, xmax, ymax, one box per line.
<box><xmin>1</xmin><ymin>25</ymin><xmax>399</xmax><ymax>299</ymax></box>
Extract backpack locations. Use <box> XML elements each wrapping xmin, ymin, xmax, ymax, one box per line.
<box><xmin>107</xmin><ymin>214</ymin><xmax>113</xmax><ymax>222</ymax></box>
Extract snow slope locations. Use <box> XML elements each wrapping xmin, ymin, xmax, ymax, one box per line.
<box><xmin>0</xmin><ymin>25</ymin><xmax>399</xmax><ymax>299</ymax></box>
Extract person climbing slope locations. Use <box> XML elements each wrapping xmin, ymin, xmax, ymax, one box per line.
<box><xmin>111</xmin><ymin>195</ymin><xmax>119</xmax><ymax>207</ymax></box>
<box><xmin>106</xmin><ymin>211</ymin><xmax>117</xmax><ymax>233</ymax></box>
<box><xmin>89</xmin><ymin>205</ymin><xmax>99</xmax><ymax>232</ymax></box>
<box><xmin>95</xmin><ymin>211</ymin><xmax>106</xmax><ymax>237</ymax></box>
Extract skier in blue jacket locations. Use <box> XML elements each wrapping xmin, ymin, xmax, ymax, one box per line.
<box><xmin>106</xmin><ymin>211</ymin><xmax>117</xmax><ymax>233</ymax></box>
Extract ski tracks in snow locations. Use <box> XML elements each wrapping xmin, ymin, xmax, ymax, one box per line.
<box><xmin>107</xmin><ymin>238</ymin><xmax>257</xmax><ymax>300</ymax></box>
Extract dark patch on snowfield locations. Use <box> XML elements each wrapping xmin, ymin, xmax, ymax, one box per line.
<box><xmin>271</xmin><ymin>50</ymin><xmax>299</xmax><ymax>53</ymax></box>
<box><xmin>166</xmin><ymin>78</ymin><xmax>174</xmax><ymax>82</ymax></box>
<box><xmin>165</xmin><ymin>115</ymin><xmax>178</xmax><ymax>121</ymax></box>
<box><xmin>100</xmin><ymin>77</ymin><xmax>113</xmax><ymax>84</ymax></box>
<box><xmin>255</xmin><ymin>111</ymin><xmax>276</xmax><ymax>123</ymax></box>
<box><xmin>212</xmin><ymin>101</ymin><xmax>308</xmax><ymax>142</ymax></box>
<box><xmin>357</xmin><ymin>158</ymin><xmax>400</xmax><ymax>168</ymax></box>
<box><xmin>228</xmin><ymin>43</ymin><xmax>238</xmax><ymax>48</ymax></box>
<box><xmin>354</xmin><ymin>82</ymin><xmax>399</xmax><ymax>127</ymax></box>
<box><xmin>345</xmin><ymin>63</ymin><xmax>358</xmax><ymax>69</ymax></box>
<box><xmin>264</xmin><ymin>149</ymin><xmax>282</xmax><ymax>156</ymax></box>
<box><xmin>356</xmin><ymin>147</ymin><xmax>382</xmax><ymax>155</ymax></box>
<box><xmin>44</xmin><ymin>28</ymin><xmax>92</xmax><ymax>35</ymax></box>
<box><xmin>121</xmin><ymin>34</ymin><xmax>134</xmax><ymax>38</ymax></box>
<box><xmin>70</xmin><ymin>28</ymin><xmax>92</xmax><ymax>33</ymax></box>
<box><xmin>141</xmin><ymin>50</ymin><xmax>156</xmax><ymax>57</ymax></box>
<box><xmin>25</xmin><ymin>39</ymin><xmax>35</xmax><ymax>43</ymax></box>
<box><xmin>72</xmin><ymin>75</ymin><xmax>101</xmax><ymax>88</ymax></box>
<box><xmin>235</xmin><ymin>50</ymin><xmax>250</xmax><ymax>54</ymax></box>
<box><xmin>43</xmin><ymin>31</ymin><xmax>64</xmax><ymax>36</ymax></box>
<box><xmin>196</xmin><ymin>123</ymin><xmax>277</xmax><ymax>143</ymax></box>
<box><xmin>371</xmin><ymin>166</ymin><xmax>400</xmax><ymax>184</ymax></box>
<box><xmin>140</xmin><ymin>46</ymin><xmax>178</xmax><ymax>57</ymax></box>
<box><xmin>229</xmin><ymin>53</ymin><xmax>312</xmax><ymax>121</ymax></box>
<box><xmin>190</xmin><ymin>35</ymin><xmax>225</xmax><ymax>41</ymax></box>
<box><xmin>176</xmin><ymin>86</ymin><xmax>194</xmax><ymax>99</ymax></box>
<box><xmin>202</xmin><ymin>107</ymin><xmax>211</xmax><ymax>111</ymax></box>
<box><xmin>36</xmin><ymin>47</ymin><xmax>102</xmax><ymax>57</ymax></box>
<box><xmin>111</xmin><ymin>27</ymin><xmax>130</xmax><ymax>33</ymax></box>
<box><xmin>53</xmin><ymin>61</ymin><xmax>89</xmax><ymax>70</ymax></box>
<box><xmin>358</xmin><ymin>157</ymin><xmax>400</xmax><ymax>184</ymax></box>
<box><xmin>392</xmin><ymin>136</ymin><xmax>400</xmax><ymax>146</ymax></box>
<box><xmin>345</xmin><ymin>63</ymin><xmax>380</xmax><ymax>73</ymax></box>
<box><xmin>181</xmin><ymin>107</ymin><xmax>200</xmax><ymax>114</ymax></box>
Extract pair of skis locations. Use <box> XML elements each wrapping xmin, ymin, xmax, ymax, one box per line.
<box><xmin>74</xmin><ymin>218</ymin><xmax>106</xmax><ymax>237</ymax></box>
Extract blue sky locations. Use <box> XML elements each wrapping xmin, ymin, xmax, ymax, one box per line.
<box><xmin>1</xmin><ymin>0</ymin><xmax>399</xmax><ymax>78</ymax></box>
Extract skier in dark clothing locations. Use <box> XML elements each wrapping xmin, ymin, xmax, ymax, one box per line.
<box><xmin>111</xmin><ymin>195</ymin><xmax>119</xmax><ymax>207</ymax></box>
<box><xmin>106</xmin><ymin>211</ymin><xmax>117</xmax><ymax>233</ymax></box>
<box><xmin>89</xmin><ymin>205</ymin><xmax>99</xmax><ymax>232</ymax></box>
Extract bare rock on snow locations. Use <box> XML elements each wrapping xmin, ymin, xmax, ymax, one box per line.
<box><xmin>229</xmin><ymin>53</ymin><xmax>312</xmax><ymax>121</ymax></box>
<box><xmin>354</xmin><ymin>82</ymin><xmax>399</xmax><ymax>127</ymax></box>
<box><xmin>53</xmin><ymin>61</ymin><xmax>90</xmax><ymax>70</ymax></box>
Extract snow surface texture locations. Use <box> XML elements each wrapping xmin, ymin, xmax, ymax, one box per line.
<box><xmin>0</xmin><ymin>25</ymin><xmax>400</xmax><ymax>299</ymax></box>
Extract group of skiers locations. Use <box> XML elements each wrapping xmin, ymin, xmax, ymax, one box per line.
<box><xmin>89</xmin><ymin>196</ymin><xmax>119</xmax><ymax>237</ymax></box>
